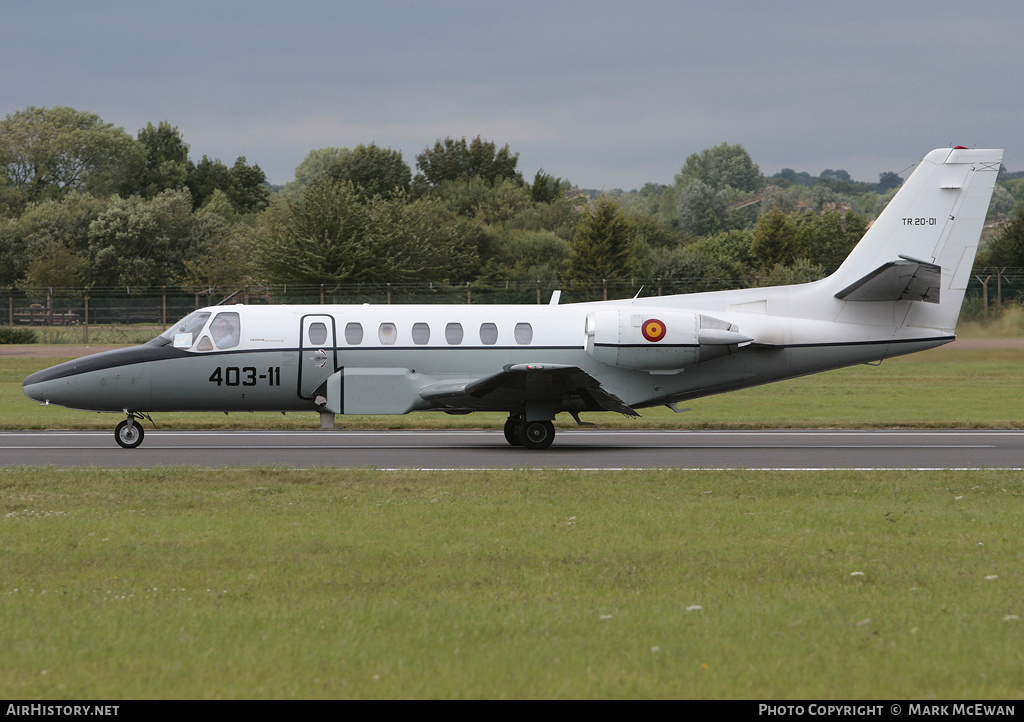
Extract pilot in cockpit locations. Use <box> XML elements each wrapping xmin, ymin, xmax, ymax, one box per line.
<box><xmin>211</xmin><ymin>315</ymin><xmax>239</xmax><ymax>349</ymax></box>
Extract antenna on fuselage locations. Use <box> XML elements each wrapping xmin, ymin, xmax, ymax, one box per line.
<box><xmin>549</xmin><ymin>290</ymin><xmax>561</xmax><ymax>305</ymax></box>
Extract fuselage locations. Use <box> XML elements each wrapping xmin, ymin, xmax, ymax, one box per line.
<box><xmin>22</xmin><ymin>290</ymin><xmax>952</xmax><ymax>417</ymax></box>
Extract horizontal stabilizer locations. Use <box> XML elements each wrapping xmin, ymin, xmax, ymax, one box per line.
<box><xmin>834</xmin><ymin>256</ymin><xmax>941</xmax><ymax>304</ymax></box>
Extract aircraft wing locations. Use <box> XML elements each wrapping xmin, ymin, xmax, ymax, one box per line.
<box><xmin>419</xmin><ymin>363</ymin><xmax>640</xmax><ymax>417</ymax></box>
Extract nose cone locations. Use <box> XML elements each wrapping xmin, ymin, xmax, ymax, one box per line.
<box><xmin>23</xmin><ymin>359</ymin><xmax>80</xmax><ymax>404</ymax></box>
<box><xmin>22</xmin><ymin>344</ymin><xmax>172</xmax><ymax>412</ymax></box>
<box><xmin>22</xmin><ymin>375</ymin><xmax>44</xmax><ymax>402</ymax></box>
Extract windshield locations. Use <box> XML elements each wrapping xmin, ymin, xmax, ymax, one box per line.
<box><xmin>154</xmin><ymin>311</ymin><xmax>211</xmax><ymax>348</ymax></box>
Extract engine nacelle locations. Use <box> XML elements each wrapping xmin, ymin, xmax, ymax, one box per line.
<box><xmin>584</xmin><ymin>308</ymin><xmax>752</xmax><ymax>371</ymax></box>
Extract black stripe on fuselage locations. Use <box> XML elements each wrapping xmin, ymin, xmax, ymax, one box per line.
<box><xmin>24</xmin><ymin>344</ymin><xmax>195</xmax><ymax>385</ymax></box>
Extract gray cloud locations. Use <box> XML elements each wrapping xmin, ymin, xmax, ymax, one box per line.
<box><xmin>2</xmin><ymin>0</ymin><xmax>1019</xmax><ymax>190</ymax></box>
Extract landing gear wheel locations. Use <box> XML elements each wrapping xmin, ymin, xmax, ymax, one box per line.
<box><xmin>518</xmin><ymin>420</ymin><xmax>555</xmax><ymax>450</ymax></box>
<box><xmin>503</xmin><ymin>416</ymin><xmax>523</xmax><ymax>446</ymax></box>
<box><xmin>114</xmin><ymin>420</ymin><xmax>145</xmax><ymax>449</ymax></box>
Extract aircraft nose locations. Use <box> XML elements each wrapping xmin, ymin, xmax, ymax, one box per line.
<box><xmin>23</xmin><ymin>370</ymin><xmax>53</xmax><ymax>403</ymax></box>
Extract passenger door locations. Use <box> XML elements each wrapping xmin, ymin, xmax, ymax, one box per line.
<box><xmin>297</xmin><ymin>314</ymin><xmax>337</xmax><ymax>400</ymax></box>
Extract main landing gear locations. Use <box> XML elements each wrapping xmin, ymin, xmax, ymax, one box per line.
<box><xmin>503</xmin><ymin>413</ymin><xmax>556</xmax><ymax>450</ymax></box>
<box><xmin>114</xmin><ymin>411</ymin><xmax>151</xmax><ymax>449</ymax></box>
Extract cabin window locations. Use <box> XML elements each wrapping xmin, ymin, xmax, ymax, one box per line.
<box><xmin>378</xmin><ymin>322</ymin><xmax>398</xmax><ymax>345</ymax></box>
<box><xmin>445</xmin><ymin>322</ymin><xmax>464</xmax><ymax>345</ymax></box>
<box><xmin>308</xmin><ymin>322</ymin><xmax>328</xmax><ymax>346</ymax></box>
<box><xmin>412</xmin><ymin>322</ymin><xmax>430</xmax><ymax>345</ymax></box>
<box><xmin>210</xmin><ymin>312</ymin><xmax>240</xmax><ymax>349</ymax></box>
<box><xmin>479</xmin><ymin>322</ymin><xmax>498</xmax><ymax>345</ymax></box>
<box><xmin>196</xmin><ymin>335</ymin><xmax>214</xmax><ymax>352</ymax></box>
<box><xmin>514</xmin><ymin>322</ymin><xmax>533</xmax><ymax>345</ymax></box>
<box><xmin>345</xmin><ymin>322</ymin><xmax>363</xmax><ymax>345</ymax></box>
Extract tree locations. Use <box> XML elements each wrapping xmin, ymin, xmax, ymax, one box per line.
<box><xmin>530</xmin><ymin>169</ymin><xmax>570</xmax><ymax>204</ymax></box>
<box><xmin>135</xmin><ymin>121</ymin><xmax>190</xmax><ymax>198</ymax></box>
<box><xmin>820</xmin><ymin>168</ymin><xmax>852</xmax><ymax>182</ymax></box>
<box><xmin>21</xmin><ymin>238</ymin><xmax>89</xmax><ymax>289</ymax></box>
<box><xmin>0</xmin><ymin>191</ymin><xmax>106</xmax><ymax>285</ymax></box>
<box><xmin>759</xmin><ymin>185</ymin><xmax>799</xmax><ymax>214</ymax></box>
<box><xmin>773</xmin><ymin>168</ymin><xmax>815</xmax><ymax>187</ymax></box>
<box><xmin>196</xmin><ymin>188</ymin><xmax>237</xmax><ymax>222</ymax></box>
<box><xmin>877</xmin><ymin>171</ymin><xmax>903</xmax><ymax>192</ymax></box>
<box><xmin>187</xmin><ymin>155</ymin><xmax>269</xmax><ymax>214</ymax></box>
<box><xmin>225</xmin><ymin>156</ymin><xmax>270</xmax><ymax>214</ymax></box>
<box><xmin>429</xmin><ymin>176</ymin><xmax>532</xmax><ymax>224</ymax></box>
<box><xmin>0</xmin><ymin>106</ymin><xmax>142</xmax><ymax>212</ymax></box>
<box><xmin>326</xmin><ymin>143</ymin><xmax>411</xmax><ymax>200</ymax></box>
<box><xmin>187</xmin><ymin>156</ymin><xmax>230</xmax><ymax>209</ymax></box>
<box><xmin>755</xmin><ymin>258</ymin><xmax>824</xmax><ymax>287</ymax></box>
<box><xmin>563</xmin><ymin>198</ymin><xmax>631</xmax><ymax>281</ymax></box>
<box><xmin>282</xmin><ymin>147</ymin><xmax>351</xmax><ymax>198</ymax></box>
<box><xmin>795</xmin><ymin>210</ymin><xmax>864</xmax><ymax>269</ymax></box>
<box><xmin>255</xmin><ymin>179</ymin><xmax>477</xmax><ymax>285</ymax></box>
<box><xmin>987</xmin><ymin>184</ymin><xmax>1015</xmax><ymax>219</ymax></box>
<box><xmin>981</xmin><ymin>205</ymin><xmax>1024</xmax><ymax>267</ymax></box>
<box><xmin>750</xmin><ymin>209</ymin><xmax>803</xmax><ymax>269</ymax></box>
<box><xmin>624</xmin><ymin>213</ymin><xmax>685</xmax><ymax>249</ymax></box>
<box><xmin>505</xmin><ymin>191</ymin><xmax>584</xmax><ymax>241</ymax></box>
<box><xmin>180</xmin><ymin>215</ymin><xmax>251</xmax><ymax>292</ymax></box>
<box><xmin>676</xmin><ymin>142</ymin><xmax>764</xmax><ymax>193</ymax></box>
<box><xmin>414</xmin><ymin>135</ymin><xmax>522</xmax><ymax>190</ymax></box>
<box><xmin>689</xmin><ymin>229</ymin><xmax>758</xmax><ymax>275</ymax></box>
<box><xmin>87</xmin><ymin>189</ymin><xmax>215</xmax><ymax>287</ymax></box>
<box><xmin>676</xmin><ymin>180</ymin><xmax>727</xmax><ymax>237</ymax></box>
<box><xmin>650</xmin><ymin>229</ymin><xmax>756</xmax><ymax>293</ymax></box>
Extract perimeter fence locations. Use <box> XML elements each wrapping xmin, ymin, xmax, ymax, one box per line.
<box><xmin>4</xmin><ymin>268</ymin><xmax>1024</xmax><ymax>328</ymax></box>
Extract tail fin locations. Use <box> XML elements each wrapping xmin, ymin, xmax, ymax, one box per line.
<box><xmin>825</xmin><ymin>147</ymin><xmax>1002</xmax><ymax>331</ymax></box>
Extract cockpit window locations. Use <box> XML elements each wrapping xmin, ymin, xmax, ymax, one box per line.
<box><xmin>159</xmin><ymin>311</ymin><xmax>211</xmax><ymax>348</ymax></box>
<box><xmin>210</xmin><ymin>312</ymin><xmax>240</xmax><ymax>349</ymax></box>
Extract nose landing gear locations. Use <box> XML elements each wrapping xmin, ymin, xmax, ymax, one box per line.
<box><xmin>114</xmin><ymin>411</ymin><xmax>152</xmax><ymax>449</ymax></box>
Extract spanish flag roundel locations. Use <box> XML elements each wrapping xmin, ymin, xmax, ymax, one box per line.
<box><xmin>641</xmin><ymin>318</ymin><xmax>667</xmax><ymax>342</ymax></box>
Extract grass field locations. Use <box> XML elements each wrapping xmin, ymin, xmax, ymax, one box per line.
<box><xmin>3</xmin><ymin>326</ymin><xmax>1023</xmax><ymax>699</ymax></box>
<box><xmin>2</xmin><ymin>467</ymin><xmax>1023</xmax><ymax>699</ymax></box>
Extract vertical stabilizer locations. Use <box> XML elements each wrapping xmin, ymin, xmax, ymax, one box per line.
<box><xmin>825</xmin><ymin>147</ymin><xmax>1002</xmax><ymax>331</ymax></box>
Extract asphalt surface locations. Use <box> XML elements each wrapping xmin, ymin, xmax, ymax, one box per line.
<box><xmin>1</xmin><ymin>429</ymin><xmax>1022</xmax><ymax>469</ymax></box>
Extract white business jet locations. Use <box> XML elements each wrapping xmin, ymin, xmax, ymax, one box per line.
<box><xmin>23</xmin><ymin>147</ymin><xmax>1002</xmax><ymax>449</ymax></box>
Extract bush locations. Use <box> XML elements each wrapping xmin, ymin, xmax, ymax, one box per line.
<box><xmin>0</xmin><ymin>326</ymin><xmax>37</xmax><ymax>343</ymax></box>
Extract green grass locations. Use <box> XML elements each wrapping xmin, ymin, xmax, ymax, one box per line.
<box><xmin>3</xmin><ymin>324</ymin><xmax>166</xmax><ymax>345</ymax></box>
<box><xmin>2</xmin><ymin>467</ymin><xmax>1023</xmax><ymax>699</ymax></box>
<box><xmin>958</xmin><ymin>305</ymin><xmax>1024</xmax><ymax>338</ymax></box>
<box><xmin>4</xmin><ymin>344</ymin><xmax>1023</xmax><ymax>430</ymax></box>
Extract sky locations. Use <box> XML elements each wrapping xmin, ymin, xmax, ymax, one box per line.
<box><xmin>3</xmin><ymin>0</ymin><xmax>1021</xmax><ymax>191</ymax></box>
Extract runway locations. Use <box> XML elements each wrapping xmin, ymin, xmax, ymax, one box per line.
<box><xmin>1</xmin><ymin>429</ymin><xmax>1022</xmax><ymax>469</ymax></box>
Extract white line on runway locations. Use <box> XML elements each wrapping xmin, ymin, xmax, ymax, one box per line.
<box><xmin>3</xmin><ymin>430</ymin><xmax>1023</xmax><ymax>436</ymax></box>
<box><xmin>0</xmin><ymin>443</ymin><xmax>996</xmax><ymax>450</ymax></box>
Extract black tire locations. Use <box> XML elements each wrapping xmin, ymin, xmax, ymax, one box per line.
<box><xmin>114</xmin><ymin>420</ymin><xmax>144</xmax><ymax>449</ymax></box>
<box><xmin>503</xmin><ymin>417</ymin><xmax>523</xmax><ymax>446</ymax></box>
<box><xmin>518</xmin><ymin>420</ymin><xmax>555</xmax><ymax>450</ymax></box>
